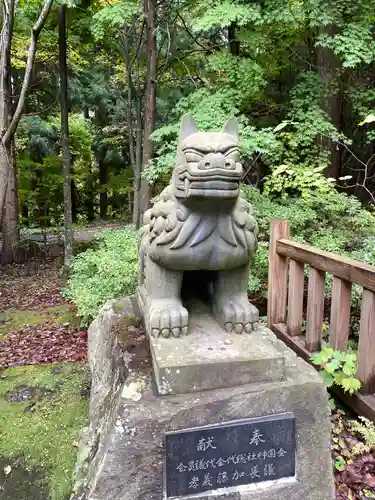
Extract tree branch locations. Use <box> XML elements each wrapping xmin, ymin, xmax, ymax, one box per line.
<box><xmin>3</xmin><ymin>0</ymin><xmax>53</xmax><ymax>146</ymax></box>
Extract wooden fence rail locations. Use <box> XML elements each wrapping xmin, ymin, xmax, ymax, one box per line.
<box><xmin>267</xmin><ymin>218</ymin><xmax>375</xmax><ymax>420</ymax></box>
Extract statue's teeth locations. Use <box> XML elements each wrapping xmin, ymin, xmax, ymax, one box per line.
<box><xmin>184</xmin><ymin>177</ymin><xmax>189</xmax><ymax>196</ymax></box>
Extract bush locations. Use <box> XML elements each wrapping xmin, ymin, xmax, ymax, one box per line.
<box><xmin>244</xmin><ymin>187</ymin><xmax>375</xmax><ymax>296</ymax></box>
<box><xmin>63</xmin><ymin>228</ymin><xmax>138</xmax><ymax>325</ymax></box>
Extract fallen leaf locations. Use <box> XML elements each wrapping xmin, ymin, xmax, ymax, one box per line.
<box><xmin>3</xmin><ymin>465</ymin><xmax>11</xmax><ymax>476</ymax></box>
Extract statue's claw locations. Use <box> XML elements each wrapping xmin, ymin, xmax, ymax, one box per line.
<box><xmin>147</xmin><ymin>300</ymin><xmax>189</xmax><ymax>339</ymax></box>
<box><xmin>215</xmin><ymin>295</ymin><xmax>259</xmax><ymax>334</ymax></box>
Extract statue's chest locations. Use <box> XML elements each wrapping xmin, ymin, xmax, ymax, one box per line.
<box><xmin>150</xmin><ymin>214</ymin><xmax>250</xmax><ymax>270</ymax></box>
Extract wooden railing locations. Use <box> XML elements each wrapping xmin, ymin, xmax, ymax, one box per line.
<box><xmin>267</xmin><ymin>219</ymin><xmax>375</xmax><ymax>419</ymax></box>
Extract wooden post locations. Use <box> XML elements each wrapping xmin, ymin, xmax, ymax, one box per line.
<box><xmin>268</xmin><ymin>219</ymin><xmax>290</xmax><ymax>328</ymax></box>
<box><xmin>329</xmin><ymin>276</ymin><xmax>352</xmax><ymax>351</ymax></box>
<box><xmin>357</xmin><ymin>289</ymin><xmax>375</xmax><ymax>394</ymax></box>
<box><xmin>305</xmin><ymin>267</ymin><xmax>325</xmax><ymax>352</ymax></box>
<box><xmin>287</xmin><ymin>259</ymin><xmax>305</xmax><ymax>336</ymax></box>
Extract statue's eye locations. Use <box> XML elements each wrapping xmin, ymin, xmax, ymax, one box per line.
<box><xmin>226</xmin><ymin>149</ymin><xmax>240</xmax><ymax>162</ymax></box>
<box><xmin>184</xmin><ymin>151</ymin><xmax>203</xmax><ymax>163</ymax></box>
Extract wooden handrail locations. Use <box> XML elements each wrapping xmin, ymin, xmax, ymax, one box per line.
<box><xmin>268</xmin><ymin>218</ymin><xmax>375</xmax><ymax>403</ymax></box>
<box><xmin>276</xmin><ymin>239</ymin><xmax>375</xmax><ymax>292</ymax></box>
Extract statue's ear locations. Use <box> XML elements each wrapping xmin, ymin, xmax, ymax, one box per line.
<box><xmin>222</xmin><ymin>117</ymin><xmax>239</xmax><ymax>138</ymax></box>
<box><xmin>179</xmin><ymin>115</ymin><xmax>198</xmax><ymax>141</ymax></box>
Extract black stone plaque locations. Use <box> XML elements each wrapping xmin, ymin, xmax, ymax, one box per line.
<box><xmin>164</xmin><ymin>413</ymin><xmax>296</xmax><ymax>498</ymax></box>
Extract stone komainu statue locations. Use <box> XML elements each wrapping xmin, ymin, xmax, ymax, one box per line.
<box><xmin>137</xmin><ymin>115</ymin><xmax>259</xmax><ymax>339</ymax></box>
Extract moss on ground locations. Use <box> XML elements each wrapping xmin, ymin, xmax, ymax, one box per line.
<box><xmin>0</xmin><ymin>304</ymin><xmax>79</xmax><ymax>339</ymax></box>
<box><xmin>0</xmin><ymin>362</ymin><xmax>89</xmax><ymax>500</ymax></box>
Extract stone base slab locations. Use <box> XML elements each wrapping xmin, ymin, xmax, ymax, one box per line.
<box><xmin>137</xmin><ymin>289</ymin><xmax>285</xmax><ymax>395</ymax></box>
<box><xmin>151</xmin><ymin>314</ymin><xmax>286</xmax><ymax>395</ymax></box>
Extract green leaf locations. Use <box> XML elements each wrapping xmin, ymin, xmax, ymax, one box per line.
<box><xmin>334</xmin><ymin>456</ymin><xmax>346</xmax><ymax>471</ymax></box>
<box><xmin>342</xmin><ymin>354</ymin><xmax>357</xmax><ymax>375</ymax></box>
<box><xmin>311</xmin><ymin>347</ymin><xmax>334</xmax><ymax>366</ymax></box>
<box><xmin>329</xmin><ymin>397</ymin><xmax>336</xmax><ymax>411</ymax></box>
<box><xmin>325</xmin><ymin>359</ymin><xmax>341</xmax><ymax>374</ymax></box>
<box><xmin>341</xmin><ymin>377</ymin><xmax>361</xmax><ymax>394</ymax></box>
<box><xmin>359</xmin><ymin>114</ymin><xmax>375</xmax><ymax>126</ymax></box>
<box><xmin>319</xmin><ymin>370</ymin><xmax>334</xmax><ymax>388</ymax></box>
<box><xmin>332</xmin><ymin>350</ymin><xmax>347</xmax><ymax>362</ymax></box>
<box><xmin>273</xmin><ymin>121</ymin><xmax>291</xmax><ymax>133</ymax></box>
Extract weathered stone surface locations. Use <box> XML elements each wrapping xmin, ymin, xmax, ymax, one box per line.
<box><xmin>82</xmin><ymin>333</ymin><xmax>334</xmax><ymax>500</ymax></box>
<box><xmin>71</xmin><ymin>296</ymin><xmax>142</xmax><ymax>500</ymax></box>
<box><xmin>137</xmin><ymin>116</ymin><xmax>260</xmax><ymax>340</ymax></box>
<box><xmin>72</xmin><ymin>297</ymin><xmax>334</xmax><ymax>500</ymax></box>
<box><xmin>87</xmin><ymin>296</ymin><xmax>139</xmax><ymax>425</ymax></box>
<box><xmin>150</xmin><ymin>302</ymin><xmax>285</xmax><ymax>395</ymax></box>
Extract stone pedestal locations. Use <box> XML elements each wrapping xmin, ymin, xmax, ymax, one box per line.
<box><xmin>149</xmin><ymin>302</ymin><xmax>285</xmax><ymax>395</ymax></box>
<box><xmin>72</xmin><ymin>297</ymin><xmax>335</xmax><ymax>500</ymax></box>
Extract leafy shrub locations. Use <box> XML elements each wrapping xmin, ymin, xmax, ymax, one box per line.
<box><xmin>311</xmin><ymin>347</ymin><xmax>361</xmax><ymax>395</ymax></box>
<box><xmin>243</xmin><ymin>186</ymin><xmax>375</xmax><ymax>296</ymax></box>
<box><xmin>263</xmin><ymin>164</ymin><xmax>335</xmax><ymax>200</ymax></box>
<box><xmin>64</xmin><ymin>228</ymin><xmax>138</xmax><ymax>325</ymax></box>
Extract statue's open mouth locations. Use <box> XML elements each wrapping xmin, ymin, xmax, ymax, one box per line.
<box><xmin>178</xmin><ymin>169</ymin><xmax>241</xmax><ymax>198</ymax></box>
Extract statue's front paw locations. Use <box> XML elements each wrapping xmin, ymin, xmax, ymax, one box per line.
<box><xmin>147</xmin><ymin>299</ymin><xmax>189</xmax><ymax>339</ymax></box>
<box><xmin>214</xmin><ymin>295</ymin><xmax>259</xmax><ymax>334</ymax></box>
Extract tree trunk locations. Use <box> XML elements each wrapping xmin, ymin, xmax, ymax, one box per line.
<box><xmin>1</xmin><ymin>149</ymin><xmax>19</xmax><ymax>264</ymax></box>
<box><xmin>0</xmin><ymin>0</ymin><xmax>15</xmax><ymax>257</ymax></box>
<box><xmin>82</xmin><ymin>107</ymin><xmax>95</xmax><ymax>221</ymax></box>
<box><xmin>315</xmin><ymin>25</ymin><xmax>343</xmax><ymax>178</ymax></box>
<box><xmin>133</xmin><ymin>94</ymin><xmax>143</xmax><ymax>227</ymax></box>
<box><xmin>123</xmin><ymin>23</ymin><xmax>141</xmax><ymax>227</ymax></box>
<box><xmin>228</xmin><ymin>23</ymin><xmax>240</xmax><ymax>56</ymax></box>
<box><xmin>140</xmin><ymin>0</ymin><xmax>157</xmax><ymax>226</ymax></box>
<box><xmin>71</xmin><ymin>178</ymin><xmax>78</xmax><ymax>224</ymax></box>
<box><xmin>0</xmin><ymin>0</ymin><xmax>53</xmax><ymax>226</ymax></box>
<box><xmin>22</xmin><ymin>203</ymin><xmax>29</xmax><ymax>226</ymax></box>
<box><xmin>83</xmin><ymin>172</ymin><xmax>95</xmax><ymax>222</ymax></box>
<box><xmin>99</xmin><ymin>154</ymin><xmax>108</xmax><ymax>219</ymax></box>
<box><xmin>59</xmin><ymin>5</ymin><xmax>73</xmax><ymax>267</ymax></box>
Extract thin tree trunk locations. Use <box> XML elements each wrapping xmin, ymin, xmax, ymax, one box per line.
<box><xmin>228</xmin><ymin>23</ymin><xmax>240</xmax><ymax>56</ymax></box>
<box><xmin>140</xmin><ymin>0</ymin><xmax>157</xmax><ymax>225</ymax></box>
<box><xmin>71</xmin><ymin>178</ymin><xmax>78</xmax><ymax>224</ymax></box>
<box><xmin>123</xmin><ymin>25</ymin><xmax>139</xmax><ymax>226</ymax></box>
<box><xmin>1</xmin><ymin>147</ymin><xmax>19</xmax><ymax>264</ymax></box>
<box><xmin>133</xmin><ymin>33</ymin><xmax>144</xmax><ymax>228</ymax></box>
<box><xmin>133</xmin><ymin>91</ymin><xmax>143</xmax><ymax>227</ymax></box>
<box><xmin>82</xmin><ymin>105</ymin><xmax>94</xmax><ymax>220</ymax></box>
<box><xmin>59</xmin><ymin>4</ymin><xmax>73</xmax><ymax>267</ymax></box>
<box><xmin>99</xmin><ymin>154</ymin><xmax>108</xmax><ymax>219</ymax></box>
<box><xmin>315</xmin><ymin>25</ymin><xmax>343</xmax><ymax>178</ymax></box>
<box><xmin>0</xmin><ymin>0</ymin><xmax>15</xmax><ymax>249</ymax></box>
<box><xmin>22</xmin><ymin>203</ymin><xmax>28</xmax><ymax>226</ymax></box>
<box><xmin>0</xmin><ymin>0</ymin><xmax>53</xmax><ymax>225</ymax></box>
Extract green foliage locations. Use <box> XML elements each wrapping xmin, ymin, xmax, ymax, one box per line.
<box><xmin>17</xmin><ymin>114</ymin><xmax>94</xmax><ymax>227</ymax></box>
<box><xmin>64</xmin><ymin>228</ymin><xmax>138</xmax><ymax>325</ymax></box>
<box><xmin>263</xmin><ymin>164</ymin><xmax>335</xmax><ymax>200</ymax></box>
<box><xmin>311</xmin><ymin>347</ymin><xmax>361</xmax><ymax>394</ymax></box>
<box><xmin>349</xmin><ymin>416</ymin><xmax>375</xmax><ymax>456</ymax></box>
<box><xmin>148</xmin><ymin>71</ymin><xmax>345</xmax><ymax>188</ymax></box>
<box><xmin>91</xmin><ymin>0</ymin><xmax>140</xmax><ymax>40</ymax></box>
<box><xmin>192</xmin><ymin>0</ymin><xmax>262</xmax><ymax>31</ymax></box>
<box><xmin>317</xmin><ymin>23</ymin><xmax>375</xmax><ymax>68</ymax></box>
<box><xmin>242</xmin><ymin>186</ymin><xmax>375</xmax><ymax>295</ymax></box>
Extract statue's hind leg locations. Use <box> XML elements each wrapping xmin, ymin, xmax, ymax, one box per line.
<box><xmin>144</xmin><ymin>258</ymin><xmax>188</xmax><ymax>339</ymax></box>
<box><xmin>213</xmin><ymin>264</ymin><xmax>259</xmax><ymax>334</ymax></box>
